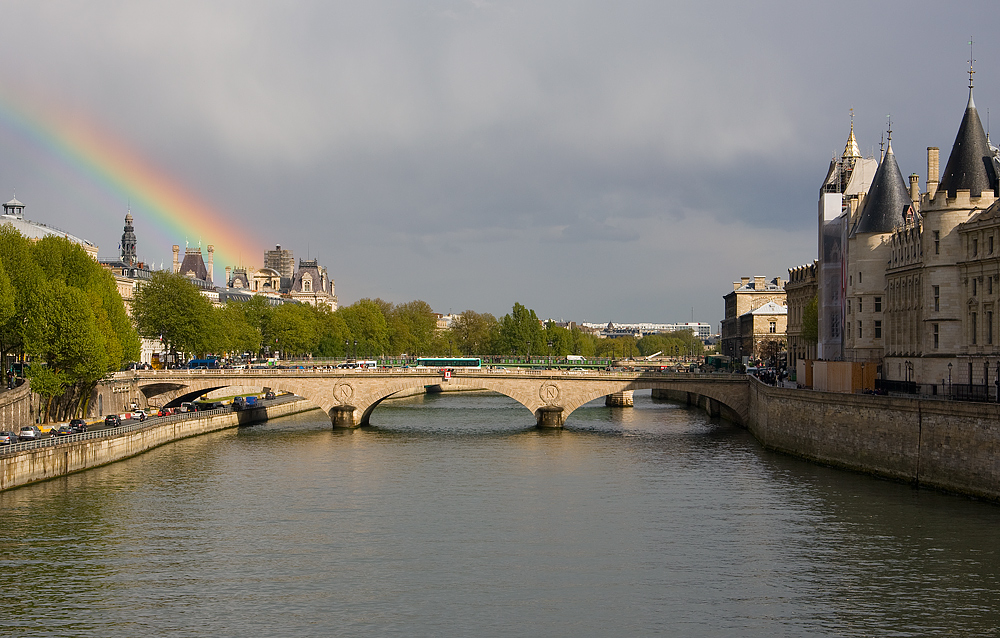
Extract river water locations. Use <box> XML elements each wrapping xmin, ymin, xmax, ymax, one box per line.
<box><xmin>2</xmin><ymin>391</ymin><xmax>1000</xmax><ymax>637</ymax></box>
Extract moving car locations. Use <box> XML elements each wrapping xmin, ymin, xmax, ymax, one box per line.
<box><xmin>264</xmin><ymin>391</ymin><xmax>276</xmax><ymax>400</ymax></box>
<box><xmin>130</xmin><ymin>410</ymin><xmax>147</xmax><ymax>422</ymax></box>
<box><xmin>0</xmin><ymin>431</ymin><xmax>18</xmax><ymax>444</ymax></box>
<box><xmin>53</xmin><ymin>425</ymin><xmax>75</xmax><ymax>437</ymax></box>
<box><xmin>69</xmin><ymin>418</ymin><xmax>88</xmax><ymax>433</ymax></box>
<box><xmin>104</xmin><ymin>414</ymin><xmax>121</xmax><ymax>428</ymax></box>
<box><xmin>18</xmin><ymin>425</ymin><xmax>42</xmax><ymax>441</ymax></box>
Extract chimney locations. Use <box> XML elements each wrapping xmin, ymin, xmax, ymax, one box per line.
<box><xmin>207</xmin><ymin>245</ymin><xmax>215</xmax><ymax>284</ymax></box>
<box><xmin>733</xmin><ymin>281</ymin><xmax>740</xmax><ymax>291</ymax></box>
<box><xmin>753</xmin><ymin>276</ymin><xmax>765</xmax><ymax>289</ymax></box>
<box><xmin>172</xmin><ymin>245</ymin><xmax>180</xmax><ymax>273</ymax></box>
<box><xmin>927</xmin><ymin>147</ymin><xmax>939</xmax><ymax>200</ymax></box>
<box><xmin>909</xmin><ymin>174</ymin><xmax>920</xmax><ymax>206</ymax></box>
<box><xmin>225</xmin><ymin>266</ymin><xmax>231</xmax><ymax>286</ymax></box>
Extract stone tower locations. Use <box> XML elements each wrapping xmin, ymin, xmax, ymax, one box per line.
<box><xmin>120</xmin><ymin>210</ymin><xmax>137</xmax><ymax>266</ymax></box>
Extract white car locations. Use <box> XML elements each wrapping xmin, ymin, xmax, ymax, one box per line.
<box><xmin>131</xmin><ymin>409</ymin><xmax>147</xmax><ymax>421</ymax></box>
<box><xmin>18</xmin><ymin>425</ymin><xmax>42</xmax><ymax>440</ymax></box>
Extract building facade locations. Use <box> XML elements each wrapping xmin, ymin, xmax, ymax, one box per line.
<box><xmin>721</xmin><ymin>276</ymin><xmax>786</xmax><ymax>362</ymax></box>
<box><xmin>785</xmin><ymin>261</ymin><xmax>817</xmax><ymax>363</ymax></box>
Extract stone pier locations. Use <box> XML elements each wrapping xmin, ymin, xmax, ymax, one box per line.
<box><xmin>605</xmin><ymin>390</ymin><xmax>634</xmax><ymax>407</ymax></box>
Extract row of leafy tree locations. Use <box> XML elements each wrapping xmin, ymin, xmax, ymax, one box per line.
<box><xmin>132</xmin><ymin>274</ymin><xmax>705</xmax><ymax>362</ymax></box>
<box><xmin>0</xmin><ymin>227</ymin><xmax>139</xmax><ymax>420</ymax></box>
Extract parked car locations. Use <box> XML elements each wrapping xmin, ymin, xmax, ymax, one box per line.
<box><xmin>69</xmin><ymin>418</ymin><xmax>88</xmax><ymax>433</ymax></box>
<box><xmin>18</xmin><ymin>425</ymin><xmax>42</xmax><ymax>441</ymax></box>
<box><xmin>264</xmin><ymin>391</ymin><xmax>276</xmax><ymax>400</ymax></box>
<box><xmin>104</xmin><ymin>414</ymin><xmax>121</xmax><ymax>428</ymax></box>
<box><xmin>0</xmin><ymin>431</ymin><xmax>19</xmax><ymax>444</ymax></box>
<box><xmin>53</xmin><ymin>425</ymin><xmax>75</xmax><ymax>437</ymax></box>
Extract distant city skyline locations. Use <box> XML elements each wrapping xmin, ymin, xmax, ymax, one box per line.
<box><xmin>0</xmin><ymin>2</ymin><xmax>995</xmax><ymax>325</ymax></box>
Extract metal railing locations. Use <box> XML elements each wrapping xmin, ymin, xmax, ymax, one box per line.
<box><xmin>0</xmin><ymin>395</ymin><xmax>300</xmax><ymax>458</ymax></box>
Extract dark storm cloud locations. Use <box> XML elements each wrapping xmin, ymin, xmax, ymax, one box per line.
<box><xmin>0</xmin><ymin>0</ymin><xmax>997</xmax><ymax>322</ymax></box>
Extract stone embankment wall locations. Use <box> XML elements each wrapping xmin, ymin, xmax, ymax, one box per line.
<box><xmin>747</xmin><ymin>381</ymin><xmax>1000</xmax><ymax>501</ymax></box>
<box><xmin>0</xmin><ymin>383</ymin><xmax>32</xmax><ymax>432</ymax></box>
<box><xmin>0</xmin><ymin>399</ymin><xmax>318</xmax><ymax>492</ymax></box>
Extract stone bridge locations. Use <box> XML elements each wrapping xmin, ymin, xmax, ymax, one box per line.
<box><xmin>131</xmin><ymin>369</ymin><xmax>750</xmax><ymax>428</ymax></box>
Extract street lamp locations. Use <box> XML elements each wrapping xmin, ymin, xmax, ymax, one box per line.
<box><xmin>948</xmin><ymin>362</ymin><xmax>953</xmax><ymax>396</ymax></box>
<box><xmin>353</xmin><ymin>339</ymin><xmax>358</xmax><ymax>362</ymax></box>
<box><xmin>527</xmin><ymin>341</ymin><xmax>531</xmax><ymax>364</ymax></box>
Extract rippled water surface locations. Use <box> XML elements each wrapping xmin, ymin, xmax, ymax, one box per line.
<box><xmin>3</xmin><ymin>391</ymin><xmax>1000</xmax><ymax>637</ymax></box>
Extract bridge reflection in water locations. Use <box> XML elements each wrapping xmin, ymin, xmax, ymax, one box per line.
<box><xmin>132</xmin><ymin>369</ymin><xmax>749</xmax><ymax>428</ymax></box>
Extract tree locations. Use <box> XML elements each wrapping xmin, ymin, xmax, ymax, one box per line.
<box><xmin>802</xmin><ymin>294</ymin><xmax>819</xmax><ymax>344</ymax></box>
<box><xmin>339</xmin><ymin>299</ymin><xmax>390</xmax><ymax>358</ymax></box>
<box><xmin>132</xmin><ymin>271</ymin><xmax>214</xmax><ymax>359</ymax></box>
<box><xmin>388</xmin><ymin>300</ymin><xmax>437</xmax><ymax>355</ymax></box>
<box><xmin>0</xmin><ymin>225</ymin><xmax>45</xmax><ymax>363</ymax></box>
<box><xmin>448</xmin><ymin>310</ymin><xmax>498</xmax><ymax>355</ymax></box>
<box><xmin>270</xmin><ymin>302</ymin><xmax>319</xmax><ymax>357</ymax></box>
<box><xmin>315</xmin><ymin>307</ymin><xmax>351</xmax><ymax>357</ymax></box>
<box><xmin>543</xmin><ymin>322</ymin><xmax>573</xmax><ymax>357</ymax></box>
<box><xmin>497</xmin><ymin>302</ymin><xmax>545</xmax><ymax>356</ymax></box>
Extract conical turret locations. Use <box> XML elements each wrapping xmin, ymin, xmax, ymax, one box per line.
<box><xmin>851</xmin><ymin>137</ymin><xmax>912</xmax><ymax>236</ymax></box>
<box><xmin>939</xmin><ymin>85</ymin><xmax>997</xmax><ymax>198</ymax></box>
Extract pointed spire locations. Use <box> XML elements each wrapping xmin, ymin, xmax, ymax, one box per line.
<box><xmin>843</xmin><ymin>108</ymin><xmax>861</xmax><ymax>159</ymax></box>
<box><xmin>851</xmin><ymin>134</ymin><xmax>912</xmax><ymax>236</ymax></box>
<box><xmin>940</xmin><ymin>58</ymin><xmax>997</xmax><ymax>198</ymax></box>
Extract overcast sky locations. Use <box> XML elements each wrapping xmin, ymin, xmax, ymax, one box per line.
<box><xmin>0</xmin><ymin>1</ymin><xmax>997</xmax><ymax>326</ymax></box>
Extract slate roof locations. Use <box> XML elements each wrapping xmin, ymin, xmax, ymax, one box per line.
<box><xmin>750</xmin><ymin>301</ymin><xmax>787</xmax><ymax>316</ymax></box>
<box><xmin>178</xmin><ymin>248</ymin><xmax>209</xmax><ymax>281</ymax></box>
<box><xmin>939</xmin><ymin>90</ymin><xmax>997</xmax><ymax>198</ymax></box>
<box><xmin>851</xmin><ymin>140</ymin><xmax>912</xmax><ymax>236</ymax></box>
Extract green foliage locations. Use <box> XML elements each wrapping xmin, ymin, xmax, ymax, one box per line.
<box><xmin>314</xmin><ymin>307</ymin><xmax>350</xmax><ymax>357</ymax></box>
<box><xmin>339</xmin><ymin>298</ymin><xmax>390</xmax><ymax>357</ymax></box>
<box><xmin>802</xmin><ymin>294</ymin><xmax>818</xmax><ymax>344</ymax></box>
<box><xmin>0</xmin><ymin>224</ymin><xmax>45</xmax><ymax>359</ymax></box>
<box><xmin>387</xmin><ymin>300</ymin><xmax>437</xmax><ymax>355</ymax></box>
<box><xmin>132</xmin><ymin>271</ymin><xmax>214</xmax><ymax>357</ymax></box>
<box><xmin>270</xmin><ymin>303</ymin><xmax>319</xmax><ymax>356</ymax></box>
<box><xmin>448</xmin><ymin>310</ymin><xmax>498</xmax><ymax>355</ymax></box>
<box><xmin>0</xmin><ymin>229</ymin><xmax>139</xmax><ymax>419</ymax></box>
<box><xmin>497</xmin><ymin>302</ymin><xmax>545</xmax><ymax>356</ymax></box>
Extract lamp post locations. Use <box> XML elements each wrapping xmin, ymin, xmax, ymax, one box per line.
<box><xmin>527</xmin><ymin>341</ymin><xmax>531</xmax><ymax>365</ymax></box>
<box><xmin>948</xmin><ymin>362</ymin><xmax>953</xmax><ymax>397</ymax></box>
<box><xmin>345</xmin><ymin>340</ymin><xmax>349</xmax><ymax>363</ymax></box>
<box><xmin>353</xmin><ymin>339</ymin><xmax>358</xmax><ymax>362</ymax></box>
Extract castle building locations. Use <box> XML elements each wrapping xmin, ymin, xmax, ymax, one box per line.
<box><xmin>845</xmin><ymin>132</ymin><xmax>913</xmax><ymax>363</ymax></box>
<box><xmin>816</xmin><ymin>122</ymin><xmax>879</xmax><ymax>360</ymax></box>
<box><xmin>811</xmin><ymin>65</ymin><xmax>1000</xmax><ymax>395</ymax></box>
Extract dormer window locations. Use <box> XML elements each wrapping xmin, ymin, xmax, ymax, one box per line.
<box><xmin>302</xmin><ymin>273</ymin><xmax>312</xmax><ymax>292</ymax></box>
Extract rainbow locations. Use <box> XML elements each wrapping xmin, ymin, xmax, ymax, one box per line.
<box><xmin>0</xmin><ymin>89</ymin><xmax>261</xmax><ymax>271</ymax></box>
